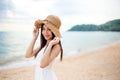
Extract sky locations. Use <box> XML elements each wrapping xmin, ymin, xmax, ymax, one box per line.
<box><xmin>0</xmin><ymin>0</ymin><xmax>120</xmax><ymax>32</ymax></box>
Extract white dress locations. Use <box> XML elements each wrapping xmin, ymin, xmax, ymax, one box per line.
<box><xmin>34</xmin><ymin>46</ymin><xmax>57</xmax><ymax>80</ymax></box>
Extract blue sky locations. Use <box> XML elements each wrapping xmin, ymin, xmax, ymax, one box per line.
<box><xmin>0</xmin><ymin>0</ymin><xmax>120</xmax><ymax>32</ymax></box>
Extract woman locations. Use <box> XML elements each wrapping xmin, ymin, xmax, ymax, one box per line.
<box><xmin>25</xmin><ymin>15</ymin><xmax>63</xmax><ymax>80</ymax></box>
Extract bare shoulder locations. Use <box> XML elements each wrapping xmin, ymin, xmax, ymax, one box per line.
<box><xmin>50</xmin><ymin>44</ymin><xmax>61</xmax><ymax>58</ymax></box>
<box><xmin>52</xmin><ymin>44</ymin><xmax>61</xmax><ymax>50</ymax></box>
<box><xmin>51</xmin><ymin>44</ymin><xmax>61</xmax><ymax>53</ymax></box>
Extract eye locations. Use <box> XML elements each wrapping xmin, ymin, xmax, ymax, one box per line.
<box><xmin>48</xmin><ymin>28</ymin><xmax>51</xmax><ymax>31</ymax></box>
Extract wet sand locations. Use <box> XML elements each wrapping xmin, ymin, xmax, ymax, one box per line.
<box><xmin>0</xmin><ymin>42</ymin><xmax>120</xmax><ymax>80</ymax></box>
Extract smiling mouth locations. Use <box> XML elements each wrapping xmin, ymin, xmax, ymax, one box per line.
<box><xmin>45</xmin><ymin>35</ymin><xmax>50</xmax><ymax>37</ymax></box>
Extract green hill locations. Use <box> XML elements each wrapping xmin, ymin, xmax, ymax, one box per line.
<box><xmin>68</xmin><ymin>19</ymin><xmax>120</xmax><ymax>31</ymax></box>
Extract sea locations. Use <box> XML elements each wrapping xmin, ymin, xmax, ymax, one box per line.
<box><xmin>0</xmin><ymin>31</ymin><xmax>120</xmax><ymax>70</ymax></box>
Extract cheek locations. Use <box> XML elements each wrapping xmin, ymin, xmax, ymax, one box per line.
<box><xmin>48</xmin><ymin>31</ymin><xmax>53</xmax><ymax>37</ymax></box>
<box><xmin>48</xmin><ymin>31</ymin><xmax>52</xmax><ymax>35</ymax></box>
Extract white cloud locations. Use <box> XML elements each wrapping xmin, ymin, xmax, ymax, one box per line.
<box><xmin>58</xmin><ymin>0</ymin><xmax>120</xmax><ymax>31</ymax></box>
<box><xmin>11</xmin><ymin>0</ymin><xmax>58</xmax><ymax>18</ymax></box>
<box><xmin>0</xmin><ymin>0</ymin><xmax>120</xmax><ymax>31</ymax></box>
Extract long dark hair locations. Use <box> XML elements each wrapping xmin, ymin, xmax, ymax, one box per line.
<box><xmin>34</xmin><ymin>24</ymin><xmax>63</xmax><ymax>61</ymax></box>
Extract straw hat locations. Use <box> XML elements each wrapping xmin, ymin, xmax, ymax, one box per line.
<box><xmin>34</xmin><ymin>15</ymin><xmax>62</xmax><ymax>38</ymax></box>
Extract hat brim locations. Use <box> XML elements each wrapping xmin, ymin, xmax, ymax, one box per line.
<box><xmin>36</xmin><ymin>20</ymin><xmax>62</xmax><ymax>38</ymax></box>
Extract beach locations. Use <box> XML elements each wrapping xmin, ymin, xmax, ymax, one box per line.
<box><xmin>0</xmin><ymin>42</ymin><xmax>120</xmax><ymax>80</ymax></box>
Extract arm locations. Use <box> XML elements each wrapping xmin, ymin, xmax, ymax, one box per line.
<box><xmin>40</xmin><ymin>37</ymin><xmax>61</xmax><ymax>68</ymax></box>
<box><xmin>25</xmin><ymin>28</ymin><xmax>40</xmax><ymax>58</ymax></box>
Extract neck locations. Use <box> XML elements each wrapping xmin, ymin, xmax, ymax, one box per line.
<box><xmin>46</xmin><ymin>39</ymin><xmax>51</xmax><ymax>45</ymax></box>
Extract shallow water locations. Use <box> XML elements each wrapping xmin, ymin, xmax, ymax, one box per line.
<box><xmin>0</xmin><ymin>31</ymin><xmax>120</xmax><ymax>70</ymax></box>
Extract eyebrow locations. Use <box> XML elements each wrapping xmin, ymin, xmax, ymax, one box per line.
<box><xmin>43</xmin><ymin>25</ymin><xmax>51</xmax><ymax>30</ymax></box>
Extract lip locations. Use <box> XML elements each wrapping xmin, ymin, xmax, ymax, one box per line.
<box><xmin>44</xmin><ymin>35</ymin><xmax>50</xmax><ymax>38</ymax></box>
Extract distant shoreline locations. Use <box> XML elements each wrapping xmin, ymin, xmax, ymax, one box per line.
<box><xmin>0</xmin><ymin>31</ymin><xmax>120</xmax><ymax>71</ymax></box>
<box><xmin>68</xmin><ymin>19</ymin><xmax>120</xmax><ymax>31</ymax></box>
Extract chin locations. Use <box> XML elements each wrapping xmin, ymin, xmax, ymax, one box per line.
<box><xmin>45</xmin><ymin>37</ymin><xmax>52</xmax><ymax>40</ymax></box>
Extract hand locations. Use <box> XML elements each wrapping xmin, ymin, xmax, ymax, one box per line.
<box><xmin>49</xmin><ymin>37</ymin><xmax>60</xmax><ymax>46</ymax></box>
<box><xmin>34</xmin><ymin>19</ymin><xmax>43</xmax><ymax>28</ymax></box>
<box><xmin>33</xmin><ymin>28</ymin><xmax>39</xmax><ymax>39</ymax></box>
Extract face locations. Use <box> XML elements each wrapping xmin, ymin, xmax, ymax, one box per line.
<box><xmin>42</xmin><ymin>25</ymin><xmax>53</xmax><ymax>40</ymax></box>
